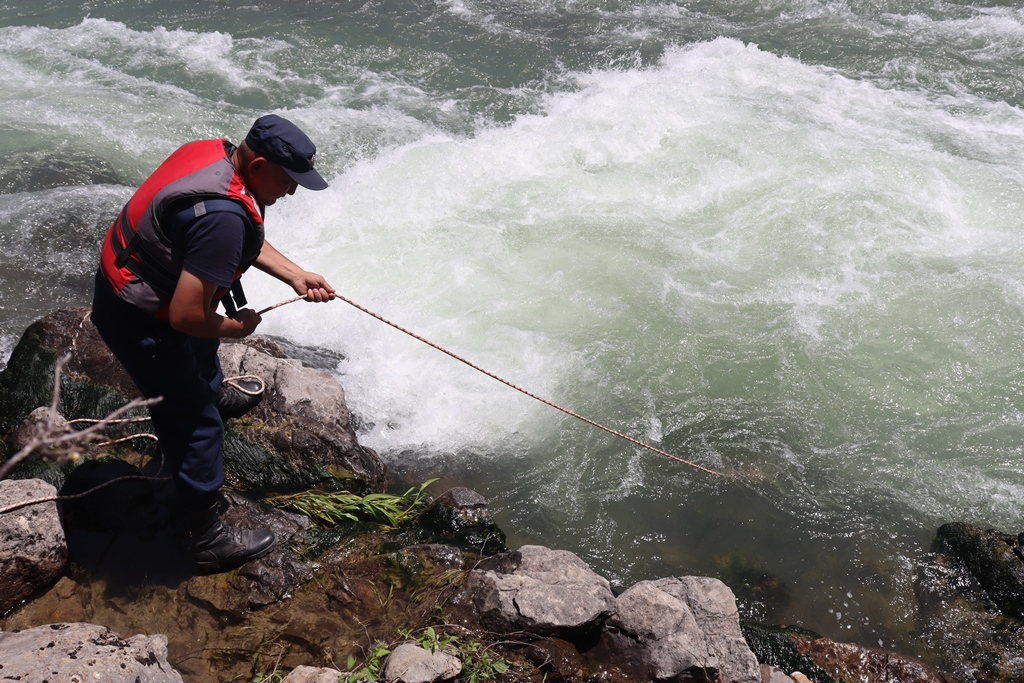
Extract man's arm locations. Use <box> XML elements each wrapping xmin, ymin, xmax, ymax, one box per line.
<box><xmin>253</xmin><ymin>240</ymin><xmax>336</xmax><ymax>302</ymax></box>
<box><xmin>168</xmin><ymin>269</ymin><xmax>261</xmax><ymax>338</ymax></box>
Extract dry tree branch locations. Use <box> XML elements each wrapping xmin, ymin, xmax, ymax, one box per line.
<box><xmin>0</xmin><ymin>353</ymin><xmax>161</xmax><ymax>481</ymax></box>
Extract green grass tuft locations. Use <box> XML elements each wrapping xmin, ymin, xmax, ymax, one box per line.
<box><xmin>266</xmin><ymin>479</ymin><xmax>438</xmax><ymax>530</ymax></box>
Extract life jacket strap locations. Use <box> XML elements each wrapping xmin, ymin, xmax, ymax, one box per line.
<box><xmin>220</xmin><ymin>281</ymin><xmax>248</xmax><ymax>318</ymax></box>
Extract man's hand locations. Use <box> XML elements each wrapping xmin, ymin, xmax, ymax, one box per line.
<box><xmin>231</xmin><ymin>308</ymin><xmax>263</xmax><ymax>336</ymax></box>
<box><xmin>290</xmin><ymin>270</ymin><xmax>336</xmax><ymax>302</ymax></box>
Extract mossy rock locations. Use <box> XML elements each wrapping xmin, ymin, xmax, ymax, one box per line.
<box><xmin>740</xmin><ymin>621</ymin><xmax>836</xmax><ymax>683</ymax></box>
<box><xmin>1</xmin><ymin>309</ymin><xmax>380</xmax><ymax>496</ymax></box>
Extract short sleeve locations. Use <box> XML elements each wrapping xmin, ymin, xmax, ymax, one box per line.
<box><xmin>180</xmin><ymin>212</ymin><xmax>247</xmax><ymax>288</ymax></box>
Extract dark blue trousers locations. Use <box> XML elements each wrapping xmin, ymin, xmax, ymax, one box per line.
<box><xmin>91</xmin><ymin>271</ymin><xmax>225</xmax><ymax>503</ymax></box>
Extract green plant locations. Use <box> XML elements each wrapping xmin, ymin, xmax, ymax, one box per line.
<box><xmin>340</xmin><ymin>642</ymin><xmax>392</xmax><ymax>683</ymax></box>
<box><xmin>341</xmin><ymin>627</ymin><xmax>518</xmax><ymax>683</ymax></box>
<box><xmin>413</xmin><ymin>627</ymin><xmax>512</xmax><ymax>682</ymax></box>
<box><xmin>266</xmin><ymin>479</ymin><xmax>437</xmax><ymax>530</ymax></box>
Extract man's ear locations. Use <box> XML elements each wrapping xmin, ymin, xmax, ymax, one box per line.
<box><xmin>247</xmin><ymin>156</ymin><xmax>269</xmax><ymax>178</ymax></box>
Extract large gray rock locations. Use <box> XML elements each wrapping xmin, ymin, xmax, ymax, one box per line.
<box><xmin>609</xmin><ymin>577</ymin><xmax>760</xmax><ymax>683</ymax></box>
<box><xmin>0</xmin><ymin>478</ymin><xmax>67</xmax><ymax>613</ymax></box>
<box><xmin>656</xmin><ymin>577</ymin><xmax>761</xmax><ymax>683</ymax></box>
<box><xmin>383</xmin><ymin>642</ymin><xmax>463</xmax><ymax>683</ymax></box>
<box><xmin>219</xmin><ymin>338</ymin><xmax>386</xmax><ymax>491</ymax></box>
<box><xmin>461</xmin><ymin>544</ymin><xmax>616</xmax><ymax>641</ymax></box>
<box><xmin>0</xmin><ymin>622</ymin><xmax>183</xmax><ymax>682</ymax></box>
<box><xmin>610</xmin><ymin>580</ymin><xmax>713</xmax><ymax>679</ymax></box>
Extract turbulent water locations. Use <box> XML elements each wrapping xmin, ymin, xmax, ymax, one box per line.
<box><xmin>3</xmin><ymin>0</ymin><xmax>1024</xmax><ymax>667</ymax></box>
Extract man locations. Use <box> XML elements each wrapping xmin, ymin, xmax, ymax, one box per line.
<box><xmin>91</xmin><ymin>114</ymin><xmax>335</xmax><ymax>573</ymax></box>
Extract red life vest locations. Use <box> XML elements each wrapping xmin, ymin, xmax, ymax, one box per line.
<box><xmin>99</xmin><ymin>139</ymin><xmax>265</xmax><ymax>318</ymax></box>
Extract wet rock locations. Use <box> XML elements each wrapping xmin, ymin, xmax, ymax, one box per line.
<box><xmin>0</xmin><ymin>308</ymin><xmax>135</xmax><ymax>459</ymax></box>
<box><xmin>219</xmin><ymin>338</ymin><xmax>386</xmax><ymax>492</ymax></box>
<box><xmin>0</xmin><ymin>478</ymin><xmax>67</xmax><ymax>614</ymax></box>
<box><xmin>787</xmin><ymin>633</ymin><xmax>956</xmax><ymax>683</ymax></box>
<box><xmin>740</xmin><ymin>623</ymin><xmax>834</xmax><ymax>683</ymax></box>
<box><xmin>526</xmin><ymin>637</ymin><xmax>585</xmax><ymax>679</ymax></box>
<box><xmin>0</xmin><ymin>308</ymin><xmax>385</xmax><ymax>494</ymax></box>
<box><xmin>420</xmin><ymin>487</ymin><xmax>506</xmax><ymax>555</ymax></box>
<box><xmin>459</xmin><ymin>544</ymin><xmax>616</xmax><ymax>642</ymax></box>
<box><xmin>405</xmin><ymin>543</ymin><xmax>465</xmax><ymax>569</ymax></box>
<box><xmin>185</xmin><ymin>493</ymin><xmax>314</xmax><ymax>617</ymax></box>
<box><xmin>283</xmin><ymin>665</ymin><xmax>346</xmax><ymax>682</ymax></box>
<box><xmin>931</xmin><ymin>522</ymin><xmax>1024</xmax><ymax>619</ymax></box>
<box><xmin>0</xmin><ymin>622</ymin><xmax>183</xmax><ymax>682</ymax></box>
<box><xmin>380</xmin><ymin>544</ymin><xmax>468</xmax><ymax>593</ymax></box>
<box><xmin>916</xmin><ymin>531</ymin><xmax>1024</xmax><ymax>683</ymax></box>
<box><xmin>607</xmin><ymin>577</ymin><xmax>760</xmax><ymax>683</ymax></box>
<box><xmin>382</xmin><ymin>642</ymin><xmax>462</xmax><ymax>683</ymax></box>
<box><xmin>10</xmin><ymin>406</ymin><xmax>68</xmax><ymax>453</ymax></box>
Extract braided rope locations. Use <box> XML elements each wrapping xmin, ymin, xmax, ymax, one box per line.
<box><xmin>222</xmin><ymin>374</ymin><xmax>266</xmax><ymax>396</ymax></box>
<box><xmin>0</xmin><ymin>473</ymin><xmax>173</xmax><ymax>516</ymax></box>
<box><xmin>260</xmin><ymin>295</ymin><xmax>724</xmax><ymax>478</ymax></box>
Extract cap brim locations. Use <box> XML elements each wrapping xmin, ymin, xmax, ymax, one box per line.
<box><xmin>284</xmin><ymin>166</ymin><xmax>329</xmax><ymax>191</ymax></box>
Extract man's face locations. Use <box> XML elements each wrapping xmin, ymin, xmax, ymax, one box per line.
<box><xmin>246</xmin><ymin>157</ymin><xmax>298</xmax><ymax>207</ymax></box>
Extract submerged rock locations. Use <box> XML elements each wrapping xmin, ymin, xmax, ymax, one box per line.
<box><xmin>931</xmin><ymin>522</ymin><xmax>1024</xmax><ymax>619</ymax></box>
<box><xmin>742</xmin><ymin>621</ymin><xmax>954</xmax><ymax>683</ymax></box>
<box><xmin>420</xmin><ymin>486</ymin><xmax>506</xmax><ymax>555</ymax></box>
<box><xmin>0</xmin><ymin>622</ymin><xmax>184</xmax><ymax>682</ymax></box>
<box><xmin>916</xmin><ymin>523</ymin><xmax>1024</xmax><ymax>683</ymax></box>
<box><xmin>787</xmin><ymin>633</ymin><xmax>955</xmax><ymax>683</ymax></box>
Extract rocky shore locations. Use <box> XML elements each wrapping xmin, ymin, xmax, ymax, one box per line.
<box><xmin>1</xmin><ymin>309</ymin><xmax>1021</xmax><ymax>682</ymax></box>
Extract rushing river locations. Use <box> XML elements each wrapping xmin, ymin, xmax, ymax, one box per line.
<box><xmin>3</xmin><ymin>0</ymin><xmax>1024</xmax><ymax>669</ymax></box>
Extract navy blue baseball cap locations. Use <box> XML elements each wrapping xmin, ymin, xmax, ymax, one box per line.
<box><xmin>245</xmin><ymin>114</ymin><xmax>328</xmax><ymax>191</ymax></box>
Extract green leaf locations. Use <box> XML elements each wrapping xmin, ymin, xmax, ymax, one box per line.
<box><xmin>347</xmin><ymin>655</ymin><xmax>356</xmax><ymax>670</ymax></box>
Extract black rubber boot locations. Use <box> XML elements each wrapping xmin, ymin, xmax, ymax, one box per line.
<box><xmin>189</xmin><ymin>501</ymin><xmax>276</xmax><ymax>574</ymax></box>
<box><xmin>215</xmin><ymin>377</ymin><xmax>265</xmax><ymax>420</ymax></box>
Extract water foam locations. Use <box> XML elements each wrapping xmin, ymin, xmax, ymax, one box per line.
<box><xmin>244</xmin><ymin>38</ymin><xmax>1020</xmax><ymax>488</ymax></box>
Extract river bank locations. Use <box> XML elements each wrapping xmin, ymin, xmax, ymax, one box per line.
<box><xmin>0</xmin><ymin>309</ymin><xmax>1020</xmax><ymax>682</ymax></box>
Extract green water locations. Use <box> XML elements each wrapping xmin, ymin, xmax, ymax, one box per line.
<box><xmin>3</xmin><ymin>0</ymin><xmax>1024</xmax><ymax>672</ymax></box>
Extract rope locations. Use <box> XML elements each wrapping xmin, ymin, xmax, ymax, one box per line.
<box><xmin>260</xmin><ymin>295</ymin><xmax>725</xmax><ymax>478</ymax></box>
<box><xmin>222</xmin><ymin>374</ymin><xmax>266</xmax><ymax>396</ymax></box>
<box><xmin>0</xmin><ymin>473</ymin><xmax>173</xmax><ymax>516</ymax></box>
